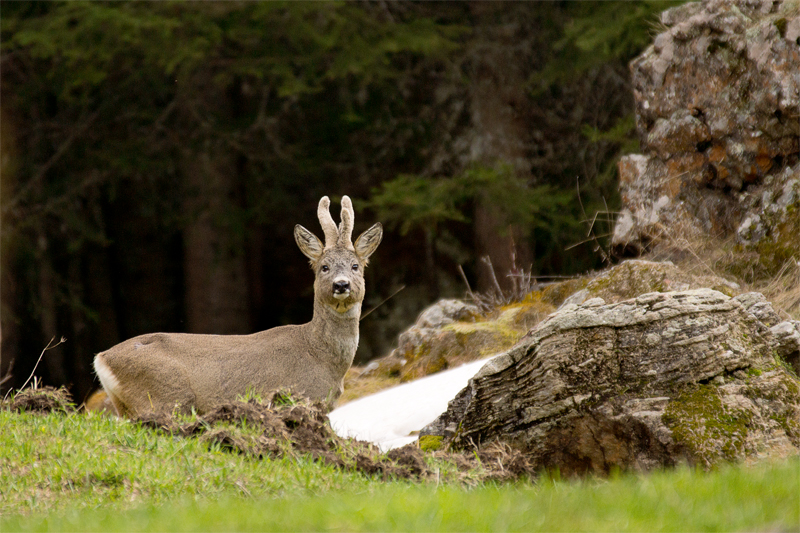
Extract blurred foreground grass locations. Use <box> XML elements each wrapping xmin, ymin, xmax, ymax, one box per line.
<box><xmin>2</xmin><ymin>407</ymin><xmax>798</xmax><ymax>532</ymax></box>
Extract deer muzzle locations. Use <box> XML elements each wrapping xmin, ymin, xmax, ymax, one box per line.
<box><xmin>333</xmin><ymin>279</ymin><xmax>351</xmax><ymax>300</ymax></box>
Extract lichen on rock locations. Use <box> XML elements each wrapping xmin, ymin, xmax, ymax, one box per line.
<box><xmin>611</xmin><ymin>0</ymin><xmax>800</xmax><ymax>262</ymax></box>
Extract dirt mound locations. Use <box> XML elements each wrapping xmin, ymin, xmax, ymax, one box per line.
<box><xmin>5</xmin><ymin>386</ymin><xmax>75</xmax><ymax>413</ymax></box>
<box><xmin>135</xmin><ymin>394</ymin><xmax>534</xmax><ymax>482</ymax></box>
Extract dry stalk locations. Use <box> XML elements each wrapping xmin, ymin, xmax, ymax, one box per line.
<box><xmin>574</xmin><ymin>177</ymin><xmax>613</xmax><ymax>264</ymax></box>
<box><xmin>8</xmin><ymin>336</ymin><xmax>67</xmax><ymax>399</ymax></box>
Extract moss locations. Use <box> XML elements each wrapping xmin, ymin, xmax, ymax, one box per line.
<box><xmin>418</xmin><ymin>435</ymin><xmax>443</xmax><ymax>452</ymax></box>
<box><xmin>407</xmin><ymin>343</ymin><xmax>432</xmax><ymax>364</ymax></box>
<box><xmin>770</xmin><ymin>352</ymin><xmax>800</xmax><ymax>381</ymax></box>
<box><xmin>540</xmin><ymin>278</ymin><xmax>589</xmax><ymax>307</ymax></box>
<box><xmin>774</xmin><ymin>17</ymin><xmax>787</xmax><ymax>38</ymax></box>
<box><xmin>741</xmin><ymin>365</ymin><xmax>800</xmax><ymax>446</ymax></box>
<box><xmin>711</xmin><ymin>284</ymin><xmax>736</xmax><ymax>297</ymax></box>
<box><xmin>497</xmin><ymin>298</ymin><xmax>554</xmax><ymax>333</ymax></box>
<box><xmin>444</xmin><ymin>307</ymin><xmax>527</xmax><ymax>356</ymax></box>
<box><xmin>584</xmin><ymin>261</ymin><xmax>672</xmax><ymax>302</ymax></box>
<box><xmin>421</xmin><ymin>356</ymin><xmax>449</xmax><ymax>377</ymax></box>
<box><xmin>663</xmin><ymin>384</ymin><xmax>754</xmax><ymax>467</ymax></box>
<box><xmin>747</xmin><ymin>367</ymin><xmax>763</xmax><ymax>377</ymax></box>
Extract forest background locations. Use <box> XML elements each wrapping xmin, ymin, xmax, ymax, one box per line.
<box><xmin>0</xmin><ymin>1</ymin><xmax>678</xmax><ymax>402</ymax></box>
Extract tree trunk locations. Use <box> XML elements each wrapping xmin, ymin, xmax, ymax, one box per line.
<box><xmin>424</xmin><ymin>228</ymin><xmax>440</xmax><ymax>300</ymax></box>
<box><xmin>465</xmin><ymin>2</ymin><xmax>534</xmax><ymax>292</ymax></box>
<box><xmin>37</xmin><ymin>229</ymin><xmax>66</xmax><ymax>385</ymax></box>
<box><xmin>182</xmin><ymin>144</ymin><xmax>250</xmax><ymax>334</ymax></box>
<box><xmin>66</xmin><ymin>253</ymin><xmax>90</xmax><ymax>397</ymax></box>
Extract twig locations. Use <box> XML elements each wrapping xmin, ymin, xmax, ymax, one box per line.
<box><xmin>564</xmin><ymin>232</ymin><xmax>614</xmax><ymax>251</ymax></box>
<box><xmin>573</xmin><ymin>177</ymin><xmax>611</xmax><ymax>264</ymax></box>
<box><xmin>457</xmin><ymin>265</ymin><xmax>476</xmax><ymax>302</ymax></box>
<box><xmin>0</xmin><ymin>358</ymin><xmax>15</xmax><ymax>387</ymax></box>
<box><xmin>481</xmin><ymin>256</ymin><xmax>504</xmax><ymax>298</ymax></box>
<box><xmin>15</xmin><ymin>336</ymin><xmax>66</xmax><ymax>395</ymax></box>
<box><xmin>360</xmin><ymin>285</ymin><xmax>406</xmax><ymax>321</ymax></box>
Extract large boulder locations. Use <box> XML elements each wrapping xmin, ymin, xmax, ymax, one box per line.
<box><xmin>423</xmin><ymin>288</ymin><xmax>800</xmax><ymax>474</ymax></box>
<box><xmin>612</xmin><ymin>0</ymin><xmax>800</xmax><ymax>263</ymax></box>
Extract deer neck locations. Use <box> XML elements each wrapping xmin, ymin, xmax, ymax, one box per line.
<box><xmin>308</xmin><ymin>300</ymin><xmax>361</xmax><ymax>373</ymax></box>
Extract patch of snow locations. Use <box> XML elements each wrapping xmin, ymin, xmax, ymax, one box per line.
<box><xmin>329</xmin><ymin>357</ymin><xmax>496</xmax><ymax>451</ymax></box>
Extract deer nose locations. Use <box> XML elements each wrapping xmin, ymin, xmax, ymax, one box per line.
<box><xmin>333</xmin><ymin>280</ymin><xmax>350</xmax><ymax>294</ymax></box>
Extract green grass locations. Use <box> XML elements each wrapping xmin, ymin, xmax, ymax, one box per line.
<box><xmin>0</xmin><ymin>409</ymin><xmax>374</xmax><ymax>515</ymax></box>
<box><xmin>2</xmin><ymin>409</ymin><xmax>799</xmax><ymax>532</ymax></box>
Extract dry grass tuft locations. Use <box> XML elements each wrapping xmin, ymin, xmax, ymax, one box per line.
<box><xmin>645</xmin><ymin>233</ymin><xmax>800</xmax><ymax>320</ymax></box>
<box><xmin>4</xmin><ymin>385</ymin><xmax>75</xmax><ymax>414</ymax></box>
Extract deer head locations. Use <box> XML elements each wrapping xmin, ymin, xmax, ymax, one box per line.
<box><xmin>294</xmin><ymin>196</ymin><xmax>382</xmax><ymax>316</ymax></box>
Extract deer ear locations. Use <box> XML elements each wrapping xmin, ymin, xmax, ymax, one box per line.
<box><xmin>354</xmin><ymin>222</ymin><xmax>383</xmax><ymax>260</ymax></box>
<box><xmin>294</xmin><ymin>224</ymin><xmax>324</xmax><ymax>261</ymax></box>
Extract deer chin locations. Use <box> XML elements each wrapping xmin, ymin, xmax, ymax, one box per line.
<box><xmin>327</xmin><ymin>297</ymin><xmax>359</xmax><ymax>315</ymax></box>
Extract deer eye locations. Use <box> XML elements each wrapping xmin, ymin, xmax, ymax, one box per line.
<box><xmin>321</xmin><ymin>265</ymin><xmax>329</xmax><ymax>273</ymax></box>
<box><xmin>351</xmin><ymin>264</ymin><xmax>359</xmax><ymax>271</ymax></box>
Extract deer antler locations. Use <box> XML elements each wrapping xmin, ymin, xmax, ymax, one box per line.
<box><xmin>338</xmin><ymin>195</ymin><xmax>355</xmax><ymax>249</ymax></box>
<box><xmin>317</xmin><ymin>196</ymin><xmax>339</xmax><ymax>249</ymax></box>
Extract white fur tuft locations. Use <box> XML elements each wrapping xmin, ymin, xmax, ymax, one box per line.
<box><xmin>93</xmin><ymin>355</ymin><xmax>121</xmax><ymax>397</ymax></box>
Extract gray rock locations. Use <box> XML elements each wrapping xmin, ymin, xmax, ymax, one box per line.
<box><xmin>416</xmin><ymin>299</ymin><xmax>480</xmax><ymax>329</ymax></box>
<box><xmin>733</xmin><ymin>292</ymin><xmax>782</xmax><ymax>326</ymax></box>
<box><xmin>770</xmin><ymin>320</ymin><xmax>800</xmax><ymax>375</ymax></box>
<box><xmin>423</xmin><ymin>288</ymin><xmax>800</xmax><ymax>474</ymax></box>
<box><xmin>611</xmin><ymin>0</ymin><xmax>800</xmax><ymax>257</ymax></box>
<box><xmin>558</xmin><ymin>289</ymin><xmax>590</xmax><ymax>309</ymax></box>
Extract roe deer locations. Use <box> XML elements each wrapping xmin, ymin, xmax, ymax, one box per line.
<box><xmin>93</xmin><ymin>195</ymin><xmax>382</xmax><ymax>417</ymax></box>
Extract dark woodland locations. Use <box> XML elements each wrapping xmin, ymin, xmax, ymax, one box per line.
<box><xmin>0</xmin><ymin>1</ymin><xmax>677</xmax><ymax>401</ymax></box>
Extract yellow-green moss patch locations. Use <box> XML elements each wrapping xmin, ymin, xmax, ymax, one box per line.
<box><xmin>663</xmin><ymin>384</ymin><xmax>754</xmax><ymax>467</ymax></box>
<box><xmin>419</xmin><ymin>435</ymin><xmax>444</xmax><ymax>452</ymax></box>
<box><xmin>444</xmin><ymin>307</ymin><xmax>527</xmax><ymax>357</ymax></box>
<box><xmin>540</xmin><ymin>278</ymin><xmax>589</xmax><ymax>307</ymax></box>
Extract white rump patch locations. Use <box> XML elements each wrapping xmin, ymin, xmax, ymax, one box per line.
<box><xmin>93</xmin><ymin>355</ymin><xmax>121</xmax><ymax>397</ymax></box>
